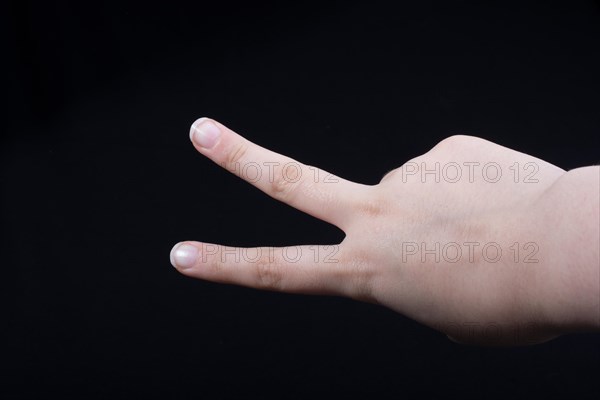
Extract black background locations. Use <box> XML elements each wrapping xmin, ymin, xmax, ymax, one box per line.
<box><xmin>2</xmin><ymin>0</ymin><xmax>600</xmax><ymax>398</ymax></box>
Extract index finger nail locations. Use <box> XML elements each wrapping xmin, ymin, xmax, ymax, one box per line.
<box><xmin>170</xmin><ymin>243</ymin><xmax>199</xmax><ymax>270</ymax></box>
<box><xmin>190</xmin><ymin>118</ymin><xmax>221</xmax><ymax>149</ymax></box>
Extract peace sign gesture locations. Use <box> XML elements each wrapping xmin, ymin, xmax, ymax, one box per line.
<box><xmin>171</xmin><ymin>118</ymin><xmax>599</xmax><ymax>345</ymax></box>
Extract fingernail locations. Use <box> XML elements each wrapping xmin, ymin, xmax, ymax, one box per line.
<box><xmin>190</xmin><ymin>118</ymin><xmax>221</xmax><ymax>149</ymax></box>
<box><xmin>170</xmin><ymin>243</ymin><xmax>199</xmax><ymax>270</ymax></box>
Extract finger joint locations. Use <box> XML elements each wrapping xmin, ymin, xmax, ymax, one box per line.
<box><xmin>270</xmin><ymin>163</ymin><xmax>306</xmax><ymax>202</ymax></box>
<box><xmin>255</xmin><ymin>249</ymin><xmax>284</xmax><ymax>291</ymax></box>
<box><xmin>224</xmin><ymin>141</ymin><xmax>249</xmax><ymax>171</ymax></box>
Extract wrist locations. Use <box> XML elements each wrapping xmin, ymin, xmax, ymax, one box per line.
<box><xmin>531</xmin><ymin>167</ymin><xmax>600</xmax><ymax>334</ymax></box>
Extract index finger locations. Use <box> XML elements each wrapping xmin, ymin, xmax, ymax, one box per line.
<box><xmin>189</xmin><ymin>117</ymin><xmax>371</xmax><ymax>229</ymax></box>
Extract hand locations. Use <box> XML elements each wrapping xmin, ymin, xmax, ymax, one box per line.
<box><xmin>170</xmin><ymin>118</ymin><xmax>600</xmax><ymax>345</ymax></box>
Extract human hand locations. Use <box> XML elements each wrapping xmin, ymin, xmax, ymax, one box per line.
<box><xmin>170</xmin><ymin>118</ymin><xmax>600</xmax><ymax>345</ymax></box>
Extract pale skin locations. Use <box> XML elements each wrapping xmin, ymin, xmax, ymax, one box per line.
<box><xmin>170</xmin><ymin>117</ymin><xmax>600</xmax><ymax>346</ymax></box>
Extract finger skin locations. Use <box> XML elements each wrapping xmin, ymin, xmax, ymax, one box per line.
<box><xmin>170</xmin><ymin>241</ymin><xmax>373</xmax><ymax>299</ymax></box>
<box><xmin>189</xmin><ymin>117</ymin><xmax>372</xmax><ymax>230</ymax></box>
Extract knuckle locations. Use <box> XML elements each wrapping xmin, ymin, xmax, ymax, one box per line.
<box><xmin>255</xmin><ymin>251</ymin><xmax>284</xmax><ymax>290</ymax></box>
<box><xmin>270</xmin><ymin>164</ymin><xmax>305</xmax><ymax>201</ymax></box>
<box><xmin>335</xmin><ymin>249</ymin><xmax>377</xmax><ymax>303</ymax></box>
<box><xmin>225</xmin><ymin>141</ymin><xmax>249</xmax><ymax>170</ymax></box>
<box><xmin>357</xmin><ymin>198</ymin><xmax>385</xmax><ymax>217</ymax></box>
<box><xmin>347</xmin><ymin>258</ymin><xmax>377</xmax><ymax>303</ymax></box>
<box><xmin>430</xmin><ymin>134</ymin><xmax>478</xmax><ymax>153</ymax></box>
<box><xmin>353</xmin><ymin>188</ymin><xmax>386</xmax><ymax>217</ymax></box>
